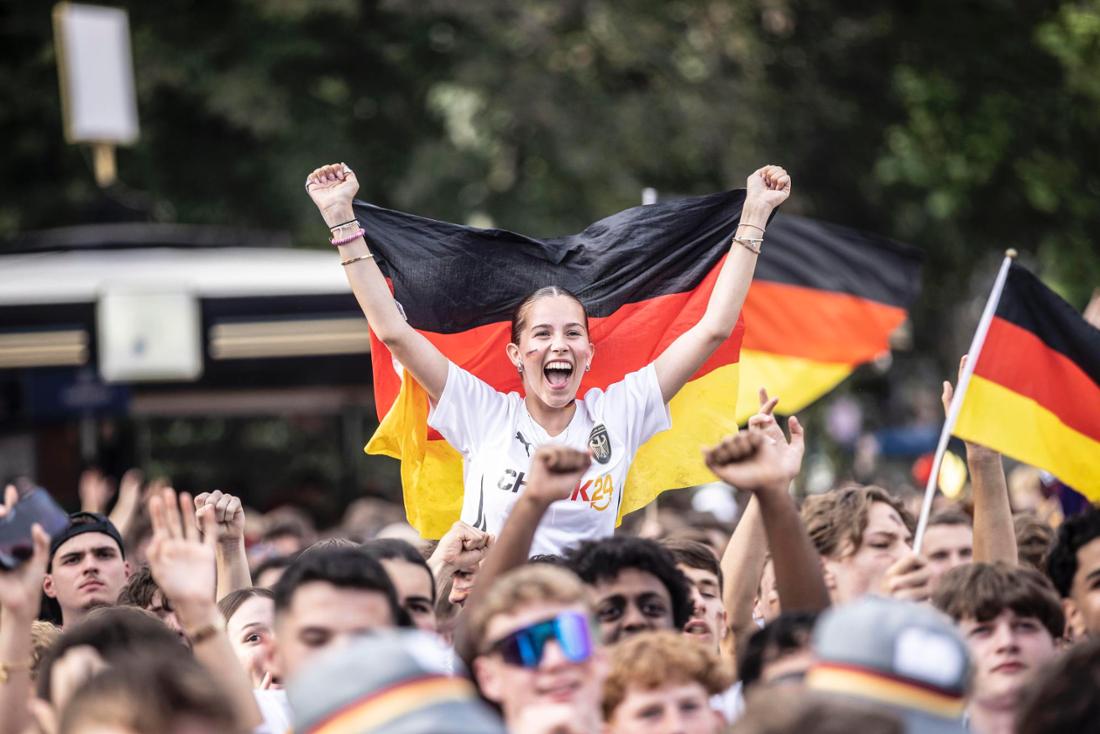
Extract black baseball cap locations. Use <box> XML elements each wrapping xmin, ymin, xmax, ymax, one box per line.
<box><xmin>48</xmin><ymin>512</ymin><xmax>126</xmax><ymax>565</ymax></box>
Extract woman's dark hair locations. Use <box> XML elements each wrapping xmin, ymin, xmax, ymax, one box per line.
<box><xmin>509</xmin><ymin>286</ymin><xmax>589</xmax><ymax>345</ymax></box>
<box><xmin>217</xmin><ymin>587</ymin><xmax>275</xmax><ymax>624</ymax></box>
<box><xmin>563</xmin><ymin>536</ymin><xmax>694</xmax><ymax>629</ymax></box>
<box><xmin>361</xmin><ymin>538</ymin><xmax>437</xmax><ymax>605</ymax></box>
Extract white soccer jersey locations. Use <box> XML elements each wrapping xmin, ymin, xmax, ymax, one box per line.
<box><xmin>428</xmin><ymin>361</ymin><xmax>672</xmax><ymax>556</ymax></box>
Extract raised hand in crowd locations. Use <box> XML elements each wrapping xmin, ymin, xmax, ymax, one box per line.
<box><xmin>305</xmin><ymin>162</ymin><xmax>361</xmax><ymax>222</ymax></box>
<box><xmin>705</xmin><ymin>424</ymin><xmax>829</xmax><ymax>615</ymax></box>
<box><xmin>430</xmin><ymin>520</ymin><xmax>493</xmax><ymax>571</ymax></box>
<box><xmin>107</xmin><ymin>468</ymin><xmax>145</xmax><ymax>541</ymax></box>
<box><xmin>148</xmin><ymin>488</ymin><xmax>218</xmax><ymax>608</ymax></box>
<box><xmin>147</xmin><ymin>487</ymin><xmax>262</xmax><ymax>730</ymax></box>
<box><xmin>475</xmin><ymin>446</ymin><xmax>589</xmax><ymax>581</ymax></box>
<box><xmin>194</xmin><ymin>489</ymin><xmax>251</xmax><ymax>597</ymax></box>
<box><xmin>428</xmin><ymin>519</ymin><xmax>494</xmax><ymax>606</ymax></box>
<box><xmin>456</xmin><ymin>446</ymin><xmax>591</xmax><ymax>663</ymax></box>
<box><xmin>747</xmin><ymin>388</ymin><xmax>805</xmax><ymax>478</ymax></box>
<box><xmin>746</xmin><ymin>164</ymin><xmax>793</xmax><ymax>211</ymax></box>
<box><xmin>77</xmin><ymin>468</ymin><xmax>113</xmax><ymax>515</ymax></box>
<box><xmin>880</xmin><ymin>552</ymin><xmax>933</xmax><ymax>602</ymax></box>
<box><xmin>719</xmin><ymin>390</ymin><xmax>790</xmax><ymax>658</ymax></box>
<box><xmin>941</xmin><ymin>354</ymin><xmax>1016</xmax><ymax>565</ymax></box>
<box><xmin>0</xmin><ymin>493</ymin><xmax>50</xmax><ymax>734</ymax></box>
<box><xmin>195</xmin><ymin>489</ymin><xmax>245</xmax><ymax>542</ymax></box>
<box><xmin>524</xmin><ymin>446</ymin><xmax>592</xmax><ymax>507</ymax></box>
<box><xmin>706</xmin><ymin>427</ymin><xmax>797</xmax><ymax>495</ymax></box>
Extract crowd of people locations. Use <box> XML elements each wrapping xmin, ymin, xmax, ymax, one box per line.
<box><xmin>1</xmin><ymin>161</ymin><xmax>1096</xmax><ymax>734</ymax></box>
<box><xmin>1</xmin><ymin>393</ymin><xmax>1097</xmax><ymax>734</ymax></box>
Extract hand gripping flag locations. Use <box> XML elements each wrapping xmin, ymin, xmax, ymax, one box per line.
<box><xmin>953</xmin><ymin>261</ymin><xmax>1100</xmax><ymax>497</ymax></box>
<box><xmin>354</xmin><ymin>192</ymin><xmax>921</xmax><ymax>538</ymax></box>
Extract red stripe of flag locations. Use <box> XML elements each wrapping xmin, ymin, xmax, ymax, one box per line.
<box><xmin>742</xmin><ymin>281</ymin><xmax>909</xmax><ymax>363</ymax></box>
<box><xmin>975</xmin><ymin>316</ymin><xmax>1100</xmax><ymax>443</ymax></box>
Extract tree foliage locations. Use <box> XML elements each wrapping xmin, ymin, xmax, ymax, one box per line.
<box><xmin>3</xmin><ymin>0</ymin><xmax>1097</xmax><ymax>352</ymax></box>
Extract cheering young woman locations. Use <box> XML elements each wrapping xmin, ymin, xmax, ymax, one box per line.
<box><xmin>305</xmin><ymin>163</ymin><xmax>790</xmax><ymax>554</ymax></box>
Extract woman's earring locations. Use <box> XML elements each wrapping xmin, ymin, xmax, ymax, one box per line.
<box><xmin>517</xmin><ymin>365</ymin><xmax>524</xmax><ymax>374</ymax></box>
<box><xmin>585</xmin><ymin>364</ymin><xmax>591</xmax><ymax>372</ymax></box>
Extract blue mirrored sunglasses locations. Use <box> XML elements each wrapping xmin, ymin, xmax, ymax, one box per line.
<box><xmin>488</xmin><ymin>611</ymin><xmax>594</xmax><ymax>668</ymax></box>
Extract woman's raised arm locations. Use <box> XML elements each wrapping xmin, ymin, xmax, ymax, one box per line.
<box><xmin>652</xmin><ymin>165</ymin><xmax>791</xmax><ymax>403</ymax></box>
<box><xmin>306</xmin><ymin>163</ymin><xmax>449</xmax><ymax>401</ymax></box>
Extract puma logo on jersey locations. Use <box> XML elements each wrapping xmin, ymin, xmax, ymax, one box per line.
<box><xmin>514</xmin><ymin>431</ymin><xmax>533</xmax><ymax>457</ymax></box>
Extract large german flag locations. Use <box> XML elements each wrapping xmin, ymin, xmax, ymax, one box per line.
<box><xmin>354</xmin><ymin>192</ymin><xmax>920</xmax><ymax>538</ymax></box>
<box><xmin>954</xmin><ymin>263</ymin><xmax>1100</xmax><ymax>497</ymax></box>
<box><xmin>737</xmin><ymin>214</ymin><xmax>921</xmax><ymax>422</ymax></box>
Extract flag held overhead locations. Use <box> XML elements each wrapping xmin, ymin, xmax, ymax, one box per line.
<box><xmin>359</xmin><ymin>190</ymin><xmax>750</xmax><ymax>538</ymax></box>
<box><xmin>356</xmin><ymin>192</ymin><xmax>922</xmax><ymax>538</ymax></box>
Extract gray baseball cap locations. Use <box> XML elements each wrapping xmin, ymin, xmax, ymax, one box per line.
<box><xmin>807</xmin><ymin>596</ymin><xmax>971</xmax><ymax>734</ymax></box>
<box><xmin>288</xmin><ymin>630</ymin><xmax>506</xmax><ymax>734</ymax></box>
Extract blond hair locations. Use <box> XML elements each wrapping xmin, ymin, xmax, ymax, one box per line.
<box><xmin>464</xmin><ymin>564</ymin><xmax>591</xmax><ymax>660</ymax></box>
<box><xmin>30</xmin><ymin>621</ymin><xmax>60</xmax><ymax>680</ymax></box>
<box><xmin>602</xmin><ymin>631</ymin><xmax>732</xmax><ymax>720</ymax></box>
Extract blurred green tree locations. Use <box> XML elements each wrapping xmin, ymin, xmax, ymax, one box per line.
<box><xmin>2</xmin><ymin>0</ymin><xmax>1096</xmax><ymax>354</ymax></box>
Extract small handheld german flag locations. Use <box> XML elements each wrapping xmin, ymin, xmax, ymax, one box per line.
<box><xmin>953</xmin><ymin>260</ymin><xmax>1100</xmax><ymax>497</ymax></box>
<box><xmin>355</xmin><ymin>192</ymin><xmax>921</xmax><ymax>538</ymax></box>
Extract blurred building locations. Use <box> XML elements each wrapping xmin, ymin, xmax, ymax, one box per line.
<box><xmin>0</xmin><ymin>224</ymin><xmax>390</xmax><ymax>518</ymax></box>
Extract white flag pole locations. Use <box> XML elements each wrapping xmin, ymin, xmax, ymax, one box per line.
<box><xmin>913</xmin><ymin>249</ymin><xmax>1017</xmax><ymax>555</ymax></box>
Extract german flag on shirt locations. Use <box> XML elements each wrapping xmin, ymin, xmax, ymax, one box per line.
<box><xmin>355</xmin><ymin>192</ymin><xmax>921</xmax><ymax>538</ymax></box>
<box><xmin>954</xmin><ymin>263</ymin><xmax>1100</xmax><ymax>497</ymax></box>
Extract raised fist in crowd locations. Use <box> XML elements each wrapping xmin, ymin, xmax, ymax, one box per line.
<box><xmin>525</xmin><ymin>446</ymin><xmax>592</xmax><ymax>507</ymax></box>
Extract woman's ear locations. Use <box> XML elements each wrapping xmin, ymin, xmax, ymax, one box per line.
<box><xmin>506</xmin><ymin>342</ymin><xmax>522</xmax><ymax>371</ymax></box>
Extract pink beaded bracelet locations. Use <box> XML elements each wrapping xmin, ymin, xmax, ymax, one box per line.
<box><xmin>330</xmin><ymin>228</ymin><xmax>366</xmax><ymax>246</ymax></box>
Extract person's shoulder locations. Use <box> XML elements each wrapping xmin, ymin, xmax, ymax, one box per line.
<box><xmin>447</xmin><ymin>363</ymin><xmax>517</xmax><ymax>402</ymax></box>
<box><xmin>592</xmin><ymin>364</ymin><xmax>659</xmax><ymax>396</ymax></box>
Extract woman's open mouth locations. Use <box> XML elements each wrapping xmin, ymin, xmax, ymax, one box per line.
<box><xmin>543</xmin><ymin>360</ymin><xmax>574</xmax><ymax>389</ymax></box>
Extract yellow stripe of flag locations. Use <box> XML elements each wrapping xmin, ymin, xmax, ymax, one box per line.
<box><xmin>955</xmin><ymin>375</ymin><xmax>1100</xmax><ymax>497</ymax></box>
<box><xmin>736</xmin><ymin>349</ymin><xmax>856</xmax><ymax>423</ymax></box>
